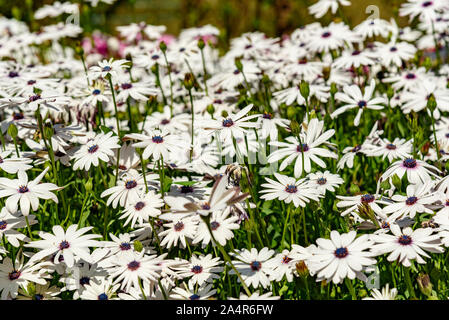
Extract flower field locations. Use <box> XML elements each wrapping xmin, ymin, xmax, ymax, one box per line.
<box><xmin>0</xmin><ymin>0</ymin><xmax>449</xmax><ymax>301</ymax></box>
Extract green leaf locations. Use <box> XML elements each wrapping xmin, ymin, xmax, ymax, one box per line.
<box><xmin>172</xmin><ymin>181</ymin><xmax>198</xmax><ymax>186</ymax></box>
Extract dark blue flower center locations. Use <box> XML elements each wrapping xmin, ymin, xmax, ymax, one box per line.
<box><xmin>18</xmin><ymin>186</ymin><xmax>29</xmax><ymax>193</ymax></box>
<box><xmin>13</xmin><ymin>112</ymin><xmax>24</xmax><ymax>120</ymax></box>
<box><xmin>317</xmin><ymin>177</ymin><xmax>327</xmax><ymax>185</ymax></box>
<box><xmin>222</xmin><ymin>118</ymin><xmax>234</xmax><ymax>127</ymax></box>
<box><xmin>180</xmin><ymin>186</ymin><xmax>194</xmax><ymax>193</ymax></box>
<box><xmin>285</xmin><ymin>184</ymin><xmax>298</xmax><ymax>193</ymax></box>
<box><xmin>406</xmin><ymin>73</ymin><xmax>416</xmax><ymax>79</ymax></box>
<box><xmin>405</xmin><ymin>196</ymin><xmax>418</xmax><ymax>205</ymax></box>
<box><xmin>422</xmin><ymin>1</ymin><xmax>433</xmax><ymax>7</ymax></box>
<box><xmin>120</xmin><ymin>242</ymin><xmax>131</xmax><ymax>250</ymax></box>
<box><xmin>381</xmin><ymin>221</ymin><xmax>390</xmax><ymax>229</ymax></box>
<box><xmin>80</xmin><ymin>276</ymin><xmax>90</xmax><ymax>286</ymax></box>
<box><xmin>358</xmin><ymin>100</ymin><xmax>367</xmax><ymax>108</ymax></box>
<box><xmin>88</xmin><ymin>144</ymin><xmax>99</xmax><ymax>153</ymax></box>
<box><xmin>33</xmin><ymin>294</ymin><xmax>44</xmax><ymax>300</ymax></box>
<box><xmin>398</xmin><ymin>235</ymin><xmax>412</xmax><ymax>245</ymax></box>
<box><xmin>263</xmin><ymin>112</ymin><xmax>273</xmax><ymax>119</ymax></box>
<box><xmin>361</xmin><ymin>194</ymin><xmax>375</xmax><ymax>203</ymax></box>
<box><xmin>59</xmin><ymin>240</ymin><xmax>70</xmax><ymax>250</ymax></box>
<box><xmin>28</xmin><ymin>94</ymin><xmax>41</xmax><ymax>102</ymax></box>
<box><xmin>189</xmin><ymin>294</ymin><xmax>200</xmax><ymax>300</ymax></box>
<box><xmin>322</xmin><ymin>32</ymin><xmax>331</xmax><ymax>38</ymax></box>
<box><xmin>92</xmin><ymin>89</ymin><xmax>101</xmax><ymax>95</ymax></box>
<box><xmin>282</xmin><ymin>256</ymin><xmax>292</xmax><ymax>264</ymax></box>
<box><xmin>102</xmin><ymin>66</ymin><xmax>111</xmax><ymax>72</ymax></box>
<box><xmin>334</xmin><ymin>247</ymin><xmax>348</xmax><ymax>258</ymax></box>
<box><xmin>121</xmin><ymin>83</ymin><xmax>132</xmax><ymax>90</ymax></box>
<box><xmin>151</xmin><ymin>55</ymin><xmax>159</xmax><ymax>60</ymax></box>
<box><xmin>127</xmin><ymin>260</ymin><xmax>140</xmax><ymax>271</ymax></box>
<box><xmin>250</xmin><ymin>261</ymin><xmax>262</xmax><ymax>271</ymax></box>
<box><xmin>27</xmin><ymin>80</ymin><xmax>36</xmax><ymax>85</ymax></box>
<box><xmin>201</xmin><ymin>203</ymin><xmax>211</xmax><ymax>210</ymax></box>
<box><xmin>351</xmin><ymin>145</ymin><xmax>361</xmax><ymax>153</ymax></box>
<box><xmin>152</xmin><ymin>135</ymin><xmax>164</xmax><ymax>143</ymax></box>
<box><xmin>390</xmin><ymin>47</ymin><xmax>398</xmax><ymax>52</ymax></box>
<box><xmin>0</xmin><ymin>221</ymin><xmax>7</xmax><ymax>230</ymax></box>
<box><xmin>403</xmin><ymin>158</ymin><xmax>417</xmax><ymax>168</ymax></box>
<box><xmin>125</xmin><ymin>180</ymin><xmax>138</xmax><ymax>189</ymax></box>
<box><xmin>191</xmin><ymin>265</ymin><xmax>203</xmax><ymax>274</ymax></box>
<box><xmin>98</xmin><ymin>293</ymin><xmax>109</xmax><ymax>300</ymax></box>
<box><xmin>8</xmin><ymin>71</ymin><xmax>19</xmax><ymax>78</ymax></box>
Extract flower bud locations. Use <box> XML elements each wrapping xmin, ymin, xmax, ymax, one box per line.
<box><xmin>206</xmin><ymin>104</ymin><xmax>215</xmax><ymax>116</ymax></box>
<box><xmin>299</xmin><ymin>80</ymin><xmax>309</xmax><ymax>100</ymax></box>
<box><xmin>150</xmin><ymin>64</ymin><xmax>158</xmax><ymax>75</ymax></box>
<box><xmin>221</xmin><ymin>110</ymin><xmax>229</xmax><ymax>118</ymax></box>
<box><xmin>234</xmin><ymin>58</ymin><xmax>243</xmax><ymax>72</ymax></box>
<box><xmin>295</xmin><ymin>261</ymin><xmax>309</xmax><ymax>278</ymax></box>
<box><xmin>183</xmin><ymin>73</ymin><xmax>195</xmax><ymax>90</ymax></box>
<box><xmin>159</xmin><ymin>41</ymin><xmax>167</xmax><ymax>52</ymax></box>
<box><xmin>197</xmin><ymin>38</ymin><xmax>205</xmax><ymax>50</ymax></box>
<box><xmin>349</xmin><ymin>184</ymin><xmax>360</xmax><ymax>194</ymax></box>
<box><xmin>427</xmin><ymin>94</ymin><xmax>437</xmax><ymax>111</ymax></box>
<box><xmin>286</xmin><ymin>105</ymin><xmax>296</xmax><ymax>119</ymax></box>
<box><xmin>330</xmin><ymin>83</ymin><xmax>338</xmax><ymax>96</ymax></box>
<box><xmin>133</xmin><ymin>240</ymin><xmax>144</xmax><ymax>252</ymax></box>
<box><xmin>417</xmin><ymin>273</ymin><xmax>433</xmax><ymax>297</ymax></box>
<box><xmin>380</xmin><ymin>179</ymin><xmax>391</xmax><ymax>190</ymax></box>
<box><xmin>290</xmin><ymin>120</ymin><xmax>301</xmax><ymax>136</ymax></box>
<box><xmin>423</xmin><ymin>56</ymin><xmax>432</xmax><ymax>70</ymax></box>
<box><xmin>7</xmin><ymin>123</ymin><xmax>18</xmax><ymax>139</ymax></box>
<box><xmin>85</xmin><ymin>178</ymin><xmax>93</xmax><ymax>193</ymax></box>
<box><xmin>391</xmin><ymin>174</ymin><xmax>402</xmax><ymax>191</ymax></box>
<box><xmin>261</xmin><ymin>74</ymin><xmax>270</xmax><ymax>85</ymax></box>
<box><xmin>387</xmin><ymin>87</ymin><xmax>394</xmax><ymax>100</ymax></box>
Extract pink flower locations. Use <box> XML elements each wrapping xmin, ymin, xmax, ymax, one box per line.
<box><xmin>158</xmin><ymin>34</ymin><xmax>175</xmax><ymax>46</ymax></box>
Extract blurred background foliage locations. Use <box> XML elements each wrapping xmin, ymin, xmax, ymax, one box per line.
<box><xmin>1</xmin><ymin>0</ymin><xmax>408</xmax><ymax>40</ymax></box>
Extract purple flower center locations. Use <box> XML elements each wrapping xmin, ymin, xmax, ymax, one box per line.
<box><xmin>127</xmin><ymin>260</ymin><xmax>140</xmax><ymax>271</ymax></box>
<box><xmin>321</xmin><ymin>32</ymin><xmax>331</xmax><ymax>38</ymax></box>
<box><xmin>381</xmin><ymin>221</ymin><xmax>390</xmax><ymax>229</ymax></box>
<box><xmin>120</xmin><ymin>242</ymin><xmax>131</xmax><ymax>251</ymax></box>
<box><xmin>174</xmin><ymin>221</ymin><xmax>184</xmax><ymax>232</ymax></box>
<box><xmin>121</xmin><ymin>83</ymin><xmax>132</xmax><ymax>90</ymax></box>
<box><xmin>390</xmin><ymin>46</ymin><xmax>398</xmax><ymax>52</ymax></box>
<box><xmin>18</xmin><ymin>186</ymin><xmax>29</xmax><ymax>193</ymax></box>
<box><xmin>405</xmin><ymin>196</ymin><xmax>418</xmax><ymax>205</ymax></box>
<box><xmin>422</xmin><ymin>1</ymin><xmax>433</xmax><ymax>7</ymax></box>
<box><xmin>201</xmin><ymin>203</ymin><xmax>211</xmax><ymax>210</ymax></box>
<box><xmin>233</xmin><ymin>69</ymin><xmax>240</xmax><ymax>75</ymax></box>
<box><xmin>160</xmin><ymin>119</ymin><xmax>170</xmax><ymax>125</ymax></box>
<box><xmin>352</xmin><ymin>50</ymin><xmax>361</xmax><ymax>56</ymax></box>
<box><xmin>398</xmin><ymin>235</ymin><xmax>412</xmax><ymax>245</ymax></box>
<box><xmin>351</xmin><ymin>145</ymin><xmax>361</xmax><ymax>153</ymax></box>
<box><xmin>151</xmin><ymin>55</ymin><xmax>159</xmax><ymax>60</ymax></box>
<box><xmin>8</xmin><ymin>270</ymin><xmax>21</xmax><ymax>281</ymax></box>
<box><xmin>403</xmin><ymin>158</ymin><xmax>417</xmax><ymax>168</ymax></box>
<box><xmin>59</xmin><ymin>240</ymin><xmax>70</xmax><ymax>250</ymax></box>
<box><xmin>27</xmin><ymin>80</ymin><xmax>36</xmax><ymax>85</ymax></box>
<box><xmin>8</xmin><ymin>71</ymin><xmax>19</xmax><ymax>78</ymax></box>
<box><xmin>191</xmin><ymin>265</ymin><xmax>203</xmax><ymax>274</ymax></box>
<box><xmin>406</xmin><ymin>73</ymin><xmax>416</xmax><ymax>79</ymax></box>
<box><xmin>250</xmin><ymin>261</ymin><xmax>262</xmax><ymax>271</ymax></box>
<box><xmin>446</xmin><ymin>199</ymin><xmax>449</xmax><ymax>207</ymax></box>
<box><xmin>317</xmin><ymin>177</ymin><xmax>327</xmax><ymax>185</ymax></box>
<box><xmin>125</xmin><ymin>180</ymin><xmax>138</xmax><ymax>189</ymax></box>
<box><xmin>361</xmin><ymin>194</ymin><xmax>375</xmax><ymax>203</ymax></box>
<box><xmin>180</xmin><ymin>186</ymin><xmax>194</xmax><ymax>194</ymax></box>
<box><xmin>222</xmin><ymin>118</ymin><xmax>234</xmax><ymax>127</ymax></box>
<box><xmin>211</xmin><ymin>221</ymin><xmax>220</xmax><ymax>230</ymax></box>
<box><xmin>0</xmin><ymin>221</ymin><xmax>7</xmax><ymax>230</ymax></box>
<box><xmin>285</xmin><ymin>184</ymin><xmax>298</xmax><ymax>193</ymax></box>
<box><xmin>135</xmin><ymin>201</ymin><xmax>145</xmax><ymax>210</ymax></box>
<box><xmin>263</xmin><ymin>112</ymin><xmax>273</xmax><ymax>119</ymax></box>
<box><xmin>297</xmin><ymin>144</ymin><xmax>309</xmax><ymax>152</ymax></box>
<box><xmin>0</xmin><ymin>157</ymin><xmax>3</xmax><ymax>164</ymax></box>
<box><xmin>88</xmin><ymin>144</ymin><xmax>99</xmax><ymax>153</ymax></box>
<box><xmin>152</xmin><ymin>135</ymin><xmax>164</xmax><ymax>143</ymax></box>
<box><xmin>28</xmin><ymin>94</ymin><xmax>41</xmax><ymax>102</ymax></box>
<box><xmin>334</xmin><ymin>247</ymin><xmax>348</xmax><ymax>258</ymax></box>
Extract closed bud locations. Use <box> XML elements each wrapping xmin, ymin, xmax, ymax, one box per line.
<box><xmin>423</xmin><ymin>56</ymin><xmax>432</xmax><ymax>70</ymax></box>
<box><xmin>150</xmin><ymin>64</ymin><xmax>158</xmax><ymax>75</ymax></box>
<box><xmin>349</xmin><ymin>184</ymin><xmax>360</xmax><ymax>194</ymax></box>
<box><xmin>299</xmin><ymin>80</ymin><xmax>309</xmax><ymax>100</ymax></box>
<box><xmin>27</xmin><ymin>282</ymin><xmax>36</xmax><ymax>296</ymax></box>
<box><xmin>417</xmin><ymin>273</ymin><xmax>433</xmax><ymax>297</ymax></box>
<box><xmin>159</xmin><ymin>41</ymin><xmax>167</xmax><ymax>52</ymax></box>
<box><xmin>221</xmin><ymin>110</ymin><xmax>229</xmax><ymax>118</ymax></box>
<box><xmin>330</xmin><ymin>83</ymin><xmax>338</xmax><ymax>96</ymax></box>
<box><xmin>295</xmin><ymin>261</ymin><xmax>309</xmax><ymax>278</ymax></box>
<box><xmin>133</xmin><ymin>240</ymin><xmax>144</xmax><ymax>252</ymax></box>
<box><xmin>206</xmin><ymin>104</ymin><xmax>215</xmax><ymax>115</ymax></box>
<box><xmin>44</xmin><ymin>125</ymin><xmax>54</xmax><ymax>140</ymax></box>
<box><xmin>309</xmin><ymin>109</ymin><xmax>317</xmax><ymax>119</ymax></box>
<box><xmin>290</xmin><ymin>120</ymin><xmax>301</xmax><ymax>136</ymax></box>
<box><xmin>392</xmin><ymin>174</ymin><xmax>402</xmax><ymax>191</ymax></box>
<box><xmin>183</xmin><ymin>73</ymin><xmax>195</xmax><ymax>90</ymax></box>
<box><xmin>356</xmin><ymin>203</ymin><xmax>373</xmax><ymax>221</ymax></box>
<box><xmin>234</xmin><ymin>58</ymin><xmax>243</xmax><ymax>72</ymax></box>
<box><xmin>380</xmin><ymin>179</ymin><xmax>391</xmax><ymax>190</ymax></box>
<box><xmin>7</xmin><ymin>123</ymin><xmax>18</xmax><ymax>139</ymax></box>
<box><xmin>261</xmin><ymin>74</ymin><xmax>270</xmax><ymax>85</ymax></box>
<box><xmin>75</xmin><ymin>43</ymin><xmax>84</xmax><ymax>56</ymax></box>
<box><xmin>197</xmin><ymin>38</ymin><xmax>205</xmax><ymax>50</ymax></box>
<box><xmin>427</xmin><ymin>94</ymin><xmax>437</xmax><ymax>111</ymax></box>
<box><xmin>85</xmin><ymin>178</ymin><xmax>93</xmax><ymax>193</ymax></box>
<box><xmin>322</xmin><ymin>67</ymin><xmax>331</xmax><ymax>81</ymax></box>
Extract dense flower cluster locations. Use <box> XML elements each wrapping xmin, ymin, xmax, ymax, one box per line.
<box><xmin>0</xmin><ymin>0</ymin><xmax>448</xmax><ymax>300</ymax></box>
